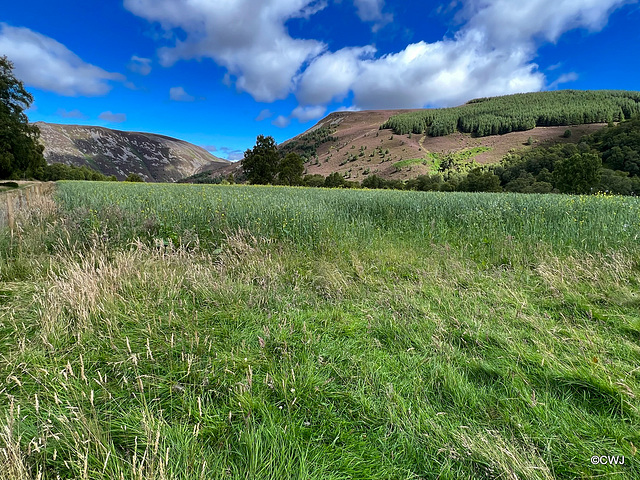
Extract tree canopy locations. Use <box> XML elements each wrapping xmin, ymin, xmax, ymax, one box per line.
<box><xmin>242</xmin><ymin>135</ymin><xmax>280</xmax><ymax>184</ymax></box>
<box><xmin>242</xmin><ymin>135</ymin><xmax>306</xmax><ymax>185</ymax></box>
<box><xmin>0</xmin><ymin>56</ymin><xmax>47</xmax><ymax>179</ymax></box>
<box><xmin>382</xmin><ymin>90</ymin><xmax>640</xmax><ymax>137</ymax></box>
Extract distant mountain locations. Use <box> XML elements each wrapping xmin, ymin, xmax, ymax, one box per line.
<box><xmin>36</xmin><ymin>122</ymin><xmax>228</xmax><ymax>182</ymax></box>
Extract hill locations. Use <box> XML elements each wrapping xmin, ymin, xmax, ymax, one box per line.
<box><xmin>178</xmin><ymin>90</ymin><xmax>640</xmax><ymax>185</ymax></box>
<box><xmin>281</xmin><ymin>112</ymin><xmax>605</xmax><ymax>183</ymax></box>
<box><xmin>382</xmin><ymin>90</ymin><xmax>640</xmax><ymax>136</ymax></box>
<box><xmin>36</xmin><ymin>122</ymin><xmax>228</xmax><ymax>182</ymax></box>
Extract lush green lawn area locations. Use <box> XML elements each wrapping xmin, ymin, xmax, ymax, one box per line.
<box><xmin>1</xmin><ymin>182</ymin><xmax>639</xmax><ymax>479</ymax></box>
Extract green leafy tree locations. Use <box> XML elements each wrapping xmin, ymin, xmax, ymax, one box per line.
<box><xmin>458</xmin><ymin>168</ymin><xmax>502</xmax><ymax>192</ymax></box>
<box><xmin>278</xmin><ymin>152</ymin><xmax>304</xmax><ymax>185</ymax></box>
<box><xmin>324</xmin><ymin>172</ymin><xmax>345</xmax><ymax>188</ymax></box>
<box><xmin>125</xmin><ymin>173</ymin><xmax>144</xmax><ymax>182</ymax></box>
<box><xmin>361</xmin><ymin>174</ymin><xmax>387</xmax><ymax>189</ymax></box>
<box><xmin>242</xmin><ymin>135</ymin><xmax>279</xmax><ymax>184</ymax></box>
<box><xmin>0</xmin><ymin>56</ymin><xmax>47</xmax><ymax>179</ymax></box>
<box><xmin>302</xmin><ymin>174</ymin><xmax>326</xmax><ymax>187</ymax></box>
<box><xmin>553</xmin><ymin>153</ymin><xmax>601</xmax><ymax>194</ymax></box>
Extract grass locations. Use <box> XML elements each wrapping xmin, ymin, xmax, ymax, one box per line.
<box><xmin>1</xmin><ymin>181</ymin><xmax>639</xmax><ymax>479</ymax></box>
<box><xmin>393</xmin><ymin>158</ymin><xmax>429</xmax><ymax>169</ymax></box>
<box><xmin>394</xmin><ymin>147</ymin><xmax>491</xmax><ymax>172</ymax></box>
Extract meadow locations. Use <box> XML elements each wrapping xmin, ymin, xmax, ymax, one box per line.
<box><xmin>1</xmin><ymin>181</ymin><xmax>639</xmax><ymax>479</ymax></box>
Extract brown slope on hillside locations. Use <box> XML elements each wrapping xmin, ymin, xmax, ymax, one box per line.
<box><xmin>36</xmin><ymin>122</ymin><xmax>229</xmax><ymax>182</ymax></box>
<box><xmin>287</xmin><ymin>111</ymin><xmax>606</xmax><ymax>182</ymax></box>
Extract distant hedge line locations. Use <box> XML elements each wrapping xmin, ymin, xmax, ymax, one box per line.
<box><xmin>381</xmin><ymin>90</ymin><xmax>640</xmax><ymax>137</ymax></box>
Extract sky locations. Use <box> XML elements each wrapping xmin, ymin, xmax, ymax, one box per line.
<box><xmin>2</xmin><ymin>1</ymin><xmax>639</xmax><ymax>161</ymax></box>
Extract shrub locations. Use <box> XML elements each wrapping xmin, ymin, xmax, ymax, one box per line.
<box><xmin>125</xmin><ymin>173</ymin><xmax>144</xmax><ymax>182</ymax></box>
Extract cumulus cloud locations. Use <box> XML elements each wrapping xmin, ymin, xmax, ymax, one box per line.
<box><xmin>296</xmin><ymin>46</ymin><xmax>375</xmax><ymax>105</ymax></box>
<box><xmin>128</xmin><ymin>55</ymin><xmax>152</xmax><ymax>75</ymax></box>
<box><xmin>349</xmin><ymin>33</ymin><xmax>545</xmax><ymax>109</ymax></box>
<box><xmin>125</xmin><ymin>0</ymin><xmax>632</xmax><ymax>111</ymax></box>
<box><xmin>461</xmin><ymin>0</ymin><xmax>631</xmax><ymax>47</ymax></box>
<box><xmin>99</xmin><ymin>111</ymin><xmax>127</xmax><ymax>123</ymax></box>
<box><xmin>56</xmin><ymin>108</ymin><xmax>87</xmax><ymax>119</ymax></box>
<box><xmin>169</xmin><ymin>86</ymin><xmax>195</xmax><ymax>102</ymax></box>
<box><xmin>291</xmin><ymin>105</ymin><xmax>326</xmax><ymax>122</ymax></box>
<box><xmin>0</xmin><ymin>23</ymin><xmax>123</xmax><ymax>96</ymax></box>
<box><xmin>272</xmin><ymin>115</ymin><xmax>291</xmax><ymax>128</ymax></box>
<box><xmin>124</xmin><ymin>0</ymin><xmax>327</xmax><ymax>102</ymax></box>
<box><xmin>297</xmin><ymin>0</ymin><xmax>630</xmax><ymax>109</ymax></box>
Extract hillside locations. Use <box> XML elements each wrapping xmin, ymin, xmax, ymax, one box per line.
<box><xmin>282</xmin><ymin>111</ymin><xmax>605</xmax><ymax>182</ymax></box>
<box><xmin>178</xmin><ymin>90</ymin><xmax>640</xmax><ymax>185</ymax></box>
<box><xmin>36</xmin><ymin>122</ymin><xmax>228</xmax><ymax>182</ymax></box>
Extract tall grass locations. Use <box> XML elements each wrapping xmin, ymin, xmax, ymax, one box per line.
<box><xmin>54</xmin><ymin>181</ymin><xmax>640</xmax><ymax>252</ymax></box>
<box><xmin>1</xmin><ymin>182</ymin><xmax>639</xmax><ymax>479</ymax></box>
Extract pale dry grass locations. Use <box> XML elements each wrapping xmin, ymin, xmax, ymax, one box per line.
<box><xmin>0</xmin><ymin>402</ymin><xmax>36</xmax><ymax>480</ymax></box>
<box><xmin>455</xmin><ymin>430</ymin><xmax>555</xmax><ymax>480</ymax></box>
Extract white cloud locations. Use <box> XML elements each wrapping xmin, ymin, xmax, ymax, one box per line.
<box><xmin>296</xmin><ymin>46</ymin><xmax>375</xmax><ymax>105</ymax></box>
<box><xmin>255</xmin><ymin>109</ymin><xmax>273</xmax><ymax>121</ymax></box>
<box><xmin>291</xmin><ymin>105</ymin><xmax>326</xmax><ymax>122</ymax></box>
<box><xmin>125</xmin><ymin>0</ymin><xmax>632</xmax><ymax>112</ymax></box>
<box><xmin>350</xmin><ymin>33</ymin><xmax>545</xmax><ymax>109</ymax></box>
<box><xmin>128</xmin><ymin>55</ymin><xmax>152</xmax><ymax>75</ymax></box>
<box><xmin>353</xmin><ymin>0</ymin><xmax>393</xmax><ymax>30</ymax></box>
<box><xmin>99</xmin><ymin>111</ymin><xmax>127</xmax><ymax>123</ymax></box>
<box><xmin>56</xmin><ymin>108</ymin><xmax>86</xmax><ymax>119</ymax></box>
<box><xmin>124</xmin><ymin>0</ymin><xmax>327</xmax><ymax>102</ymax></box>
<box><xmin>297</xmin><ymin>0</ymin><xmax>630</xmax><ymax>109</ymax></box>
<box><xmin>169</xmin><ymin>86</ymin><xmax>195</xmax><ymax>102</ymax></box>
<box><xmin>0</xmin><ymin>23</ymin><xmax>123</xmax><ymax>96</ymax></box>
<box><xmin>549</xmin><ymin>72</ymin><xmax>579</xmax><ymax>89</ymax></box>
<box><xmin>462</xmin><ymin>0</ymin><xmax>631</xmax><ymax>47</ymax></box>
<box><xmin>272</xmin><ymin>115</ymin><xmax>291</xmax><ymax>128</ymax></box>
<box><xmin>335</xmin><ymin>105</ymin><xmax>361</xmax><ymax>112</ymax></box>
<box><xmin>219</xmin><ymin>147</ymin><xmax>245</xmax><ymax>161</ymax></box>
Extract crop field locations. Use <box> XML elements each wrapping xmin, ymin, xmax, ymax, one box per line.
<box><xmin>1</xmin><ymin>181</ymin><xmax>640</xmax><ymax>479</ymax></box>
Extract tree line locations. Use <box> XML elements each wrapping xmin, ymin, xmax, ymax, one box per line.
<box><xmin>381</xmin><ymin>90</ymin><xmax>640</xmax><ymax>137</ymax></box>
<box><xmin>239</xmin><ymin>116</ymin><xmax>640</xmax><ymax>195</ymax></box>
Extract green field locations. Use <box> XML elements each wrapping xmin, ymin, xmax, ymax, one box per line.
<box><xmin>1</xmin><ymin>181</ymin><xmax>639</xmax><ymax>479</ymax></box>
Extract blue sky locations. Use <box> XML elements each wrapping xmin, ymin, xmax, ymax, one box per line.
<box><xmin>2</xmin><ymin>1</ymin><xmax>639</xmax><ymax>161</ymax></box>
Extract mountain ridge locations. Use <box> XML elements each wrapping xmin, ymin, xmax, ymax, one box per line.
<box><xmin>36</xmin><ymin>122</ymin><xmax>228</xmax><ymax>182</ymax></box>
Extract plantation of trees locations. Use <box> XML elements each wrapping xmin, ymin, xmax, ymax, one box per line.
<box><xmin>381</xmin><ymin>90</ymin><xmax>640</xmax><ymax>137</ymax></box>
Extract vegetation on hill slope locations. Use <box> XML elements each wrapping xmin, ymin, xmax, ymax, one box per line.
<box><xmin>37</xmin><ymin>122</ymin><xmax>228</xmax><ymax>182</ymax></box>
<box><xmin>200</xmin><ymin>116</ymin><xmax>640</xmax><ymax>196</ymax></box>
<box><xmin>1</xmin><ymin>182</ymin><xmax>639</xmax><ymax>479</ymax></box>
<box><xmin>279</xmin><ymin>125</ymin><xmax>338</xmax><ymax>160</ymax></box>
<box><xmin>381</xmin><ymin>90</ymin><xmax>640</xmax><ymax>137</ymax></box>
